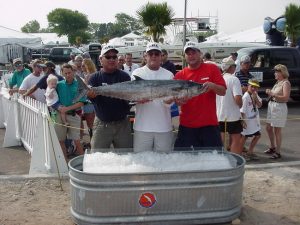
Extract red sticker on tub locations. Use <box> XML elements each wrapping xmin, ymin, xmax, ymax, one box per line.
<box><xmin>139</xmin><ymin>192</ymin><xmax>156</xmax><ymax>208</ymax></box>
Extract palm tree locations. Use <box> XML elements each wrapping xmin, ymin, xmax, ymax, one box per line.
<box><xmin>285</xmin><ymin>3</ymin><xmax>300</xmax><ymax>47</ymax></box>
<box><xmin>137</xmin><ymin>2</ymin><xmax>175</xmax><ymax>42</ymax></box>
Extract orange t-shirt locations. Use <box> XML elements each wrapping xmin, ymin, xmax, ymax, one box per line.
<box><xmin>175</xmin><ymin>63</ymin><xmax>226</xmax><ymax>128</ymax></box>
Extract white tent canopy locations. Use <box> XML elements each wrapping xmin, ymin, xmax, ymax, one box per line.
<box><xmin>30</xmin><ymin>33</ymin><xmax>69</xmax><ymax>46</ymax></box>
<box><xmin>205</xmin><ymin>26</ymin><xmax>266</xmax><ymax>43</ymax></box>
<box><xmin>0</xmin><ymin>25</ymin><xmax>42</xmax><ymax>48</ymax></box>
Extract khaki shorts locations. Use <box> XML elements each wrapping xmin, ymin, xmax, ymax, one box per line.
<box><xmin>54</xmin><ymin>114</ymin><xmax>81</xmax><ymax>141</ymax></box>
<box><xmin>91</xmin><ymin>117</ymin><xmax>133</xmax><ymax>151</ymax></box>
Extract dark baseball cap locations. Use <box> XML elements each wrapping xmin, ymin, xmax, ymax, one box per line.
<box><xmin>45</xmin><ymin>61</ymin><xmax>56</xmax><ymax>69</ymax></box>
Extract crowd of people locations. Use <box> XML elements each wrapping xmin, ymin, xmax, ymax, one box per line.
<box><xmin>7</xmin><ymin>41</ymin><xmax>291</xmax><ymax>163</ymax></box>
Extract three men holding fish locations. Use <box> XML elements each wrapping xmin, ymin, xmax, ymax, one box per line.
<box><xmin>86</xmin><ymin>42</ymin><xmax>226</xmax><ymax>152</ymax></box>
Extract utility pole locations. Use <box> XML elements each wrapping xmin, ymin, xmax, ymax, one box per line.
<box><xmin>182</xmin><ymin>0</ymin><xmax>187</xmax><ymax>68</ymax></box>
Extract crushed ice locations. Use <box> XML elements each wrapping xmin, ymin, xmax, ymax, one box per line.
<box><xmin>83</xmin><ymin>151</ymin><xmax>236</xmax><ymax>173</ymax></box>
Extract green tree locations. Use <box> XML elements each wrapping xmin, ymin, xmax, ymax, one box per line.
<box><xmin>115</xmin><ymin>13</ymin><xmax>142</xmax><ymax>33</ymax></box>
<box><xmin>285</xmin><ymin>3</ymin><xmax>300</xmax><ymax>47</ymax></box>
<box><xmin>21</xmin><ymin>20</ymin><xmax>40</xmax><ymax>33</ymax></box>
<box><xmin>39</xmin><ymin>27</ymin><xmax>53</xmax><ymax>33</ymax></box>
<box><xmin>47</xmin><ymin>8</ymin><xmax>89</xmax><ymax>44</ymax></box>
<box><xmin>137</xmin><ymin>2</ymin><xmax>174</xmax><ymax>42</ymax></box>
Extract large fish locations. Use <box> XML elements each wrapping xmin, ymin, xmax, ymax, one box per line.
<box><xmin>74</xmin><ymin>75</ymin><xmax>207</xmax><ymax>102</ymax></box>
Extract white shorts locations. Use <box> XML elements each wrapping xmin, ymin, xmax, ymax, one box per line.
<box><xmin>266</xmin><ymin>101</ymin><xmax>288</xmax><ymax>128</ymax></box>
<box><xmin>133</xmin><ymin>130</ymin><xmax>174</xmax><ymax>153</ymax></box>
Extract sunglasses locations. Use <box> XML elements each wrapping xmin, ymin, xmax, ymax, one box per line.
<box><xmin>148</xmin><ymin>52</ymin><xmax>161</xmax><ymax>57</ymax></box>
<box><xmin>14</xmin><ymin>63</ymin><xmax>22</xmax><ymax>67</ymax></box>
<box><xmin>274</xmin><ymin>69</ymin><xmax>281</xmax><ymax>72</ymax></box>
<box><xmin>104</xmin><ymin>55</ymin><xmax>118</xmax><ymax>60</ymax></box>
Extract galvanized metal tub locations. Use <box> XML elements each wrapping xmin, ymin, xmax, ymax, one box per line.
<box><xmin>69</xmin><ymin>151</ymin><xmax>245</xmax><ymax>225</ymax></box>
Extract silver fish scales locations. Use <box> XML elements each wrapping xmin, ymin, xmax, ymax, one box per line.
<box><xmin>75</xmin><ymin>75</ymin><xmax>207</xmax><ymax>102</ymax></box>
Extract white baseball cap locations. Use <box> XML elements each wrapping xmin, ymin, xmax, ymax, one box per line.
<box><xmin>146</xmin><ymin>42</ymin><xmax>161</xmax><ymax>52</ymax></box>
<box><xmin>184</xmin><ymin>41</ymin><xmax>201</xmax><ymax>53</ymax></box>
<box><xmin>100</xmin><ymin>45</ymin><xmax>118</xmax><ymax>56</ymax></box>
<box><xmin>240</xmin><ymin>55</ymin><xmax>251</xmax><ymax>63</ymax></box>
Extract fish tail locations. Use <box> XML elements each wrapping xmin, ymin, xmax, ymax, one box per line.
<box><xmin>73</xmin><ymin>75</ymin><xmax>90</xmax><ymax>103</ymax></box>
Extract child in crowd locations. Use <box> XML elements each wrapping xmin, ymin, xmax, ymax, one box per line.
<box><xmin>240</xmin><ymin>79</ymin><xmax>263</xmax><ymax>161</ymax></box>
<box><xmin>45</xmin><ymin>74</ymin><xmax>68</xmax><ymax>125</ymax></box>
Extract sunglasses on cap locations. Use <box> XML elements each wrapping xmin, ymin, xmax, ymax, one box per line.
<box><xmin>104</xmin><ymin>55</ymin><xmax>118</xmax><ymax>60</ymax></box>
<box><xmin>147</xmin><ymin>51</ymin><xmax>161</xmax><ymax>56</ymax></box>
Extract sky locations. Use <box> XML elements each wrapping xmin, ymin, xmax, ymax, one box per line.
<box><xmin>0</xmin><ymin>0</ymin><xmax>299</xmax><ymax>34</ymax></box>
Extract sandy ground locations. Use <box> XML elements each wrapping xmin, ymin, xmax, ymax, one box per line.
<box><xmin>0</xmin><ymin>166</ymin><xmax>299</xmax><ymax>225</ymax></box>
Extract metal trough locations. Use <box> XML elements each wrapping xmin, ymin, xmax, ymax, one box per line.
<box><xmin>69</xmin><ymin>151</ymin><xmax>245</xmax><ymax>225</ymax></box>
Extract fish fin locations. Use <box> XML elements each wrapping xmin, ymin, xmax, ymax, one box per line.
<box><xmin>133</xmin><ymin>75</ymin><xmax>144</xmax><ymax>81</ymax></box>
<box><xmin>73</xmin><ymin>75</ymin><xmax>89</xmax><ymax>103</ymax></box>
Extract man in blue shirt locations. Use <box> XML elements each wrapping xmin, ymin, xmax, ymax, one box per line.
<box><xmin>235</xmin><ymin>55</ymin><xmax>253</xmax><ymax>93</ymax></box>
<box><xmin>54</xmin><ymin>63</ymin><xmax>85</xmax><ymax>161</ymax></box>
<box><xmin>88</xmin><ymin>45</ymin><xmax>133</xmax><ymax>151</ymax></box>
<box><xmin>161</xmin><ymin>49</ymin><xmax>176</xmax><ymax>75</ymax></box>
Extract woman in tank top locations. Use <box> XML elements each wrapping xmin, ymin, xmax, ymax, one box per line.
<box><xmin>265</xmin><ymin>64</ymin><xmax>291</xmax><ymax>159</ymax></box>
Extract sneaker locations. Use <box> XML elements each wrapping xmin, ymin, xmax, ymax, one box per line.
<box><xmin>67</xmin><ymin>140</ymin><xmax>77</xmax><ymax>156</ymax></box>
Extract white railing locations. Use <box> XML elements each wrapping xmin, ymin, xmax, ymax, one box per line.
<box><xmin>0</xmin><ymin>86</ymin><xmax>68</xmax><ymax>175</ymax></box>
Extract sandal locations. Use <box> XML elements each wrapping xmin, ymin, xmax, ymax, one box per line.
<box><xmin>264</xmin><ymin>147</ymin><xmax>276</xmax><ymax>154</ymax></box>
<box><xmin>270</xmin><ymin>152</ymin><xmax>281</xmax><ymax>159</ymax></box>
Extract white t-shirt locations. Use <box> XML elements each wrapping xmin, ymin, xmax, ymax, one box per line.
<box><xmin>216</xmin><ymin>73</ymin><xmax>243</xmax><ymax>121</ymax></box>
<box><xmin>240</xmin><ymin>91</ymin><xmax>262</xmax><ymax>135</ymax></box>
<box><xmin>132</xmin><ymin>66</ymin><xmax>173</xmax><ymax>132</ymax></box>
<box><xmin>123</xmin><ymin>63</ymin><xmax>140</xmax><ymax>78</ymax></box>
<box><xmin>45</xmin><ymin>87</ymin><xmax>59</xmax><ymax>106</ymax></box>
<box><xmin>19</xmin><ymin>73</ymin><xmax>46</xmax><ymax>103</ymax></box>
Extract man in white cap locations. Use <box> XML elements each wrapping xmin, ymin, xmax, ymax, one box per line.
<box><xmin>216</xmin><ymin>57</ymin><xmax>243</xmax><ymax>154</ymax></box>
<box><xmin>174</xmin><ymin>41</ymin><xmax>226</xmax><ymax>149</ymax></box>
<box><xmin>87</xmin><ymin>45</ymin><xmax>133</xmax><ymax>150</ymax></box>
<box><xmin>132</xmin><ymin>42</ymin><xmax>174</xmax><ymax>153</ymax></box>
<box><xmin>8</xmin><ymin>58</ymin><xmax>31</xmax><ymax>95</ymax></box>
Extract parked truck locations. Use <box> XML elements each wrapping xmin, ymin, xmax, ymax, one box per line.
<box><xmin>237</xmin><ymin>46</ymin><xmax>300</xmax><ymax>101</ymax></box>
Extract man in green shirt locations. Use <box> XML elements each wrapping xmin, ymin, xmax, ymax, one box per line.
<box><xmin>54</xmin><ymin>63</ymin><xmax>86</xmax><ymax>161</ymax></box>
<box><xmin>8</xmin><ymin>58</ymin><xmax>31</xmax><ymax>95</ymax></box>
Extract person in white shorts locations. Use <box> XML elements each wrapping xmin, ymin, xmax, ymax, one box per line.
<box><xmin>265</xmin><ymin>64</ymin><xmax>291</xmax><ymax>159</ymax></box>
<box><xmin>132</xmin><ymin>42</ymin><xmax>174</xmax><ymax>153</ymax></box>
<box><xmin>240</xmin><ymin>79</ymin><xmax>262</xmax><ymax>161</ymax></box>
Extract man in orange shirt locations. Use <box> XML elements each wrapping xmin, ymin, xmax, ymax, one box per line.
<box><xmin>174</xmin><ymin>42</ymin><xmax>226</xmax><ymax>149</ymax></box>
